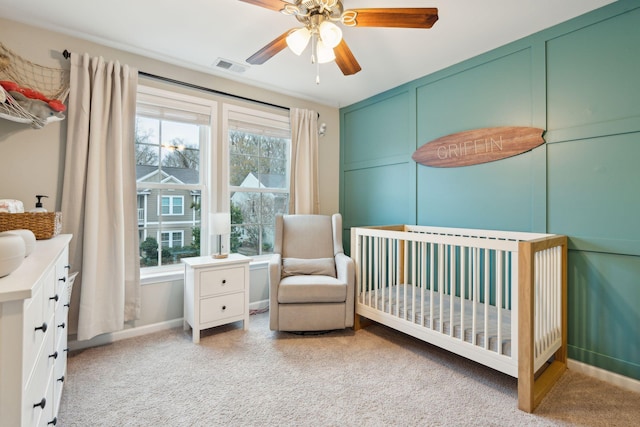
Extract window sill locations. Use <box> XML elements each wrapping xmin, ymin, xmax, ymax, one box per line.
<box><xmin>140</xmin><ymin>255</ymin><xmax>273</xmax><ymax>285</ymax></box>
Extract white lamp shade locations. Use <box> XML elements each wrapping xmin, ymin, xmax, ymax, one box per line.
<box><xmin>319</xmin><ymin>21</ymin><xmax>342</xmax><ymax>48</ymax></box>
<box><xmin>210</xmin><ymin>212</ymin><xmax>231</xmax><ymax>235</ymax></box>
<box><xmin>286</xmin><ymin>27</ymin><xmax>311</xmax><ymax>55</ymax></box>
<box><xmin>316</xmin><ymin>40</ymin><xmax>336</xmax><ymax>64</ymax></box>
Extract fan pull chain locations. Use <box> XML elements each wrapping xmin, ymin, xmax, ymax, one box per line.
<box><xmin>316</xmin><ymin>61</ymin><xmax>320</xmax><ymax>85</ymax></box>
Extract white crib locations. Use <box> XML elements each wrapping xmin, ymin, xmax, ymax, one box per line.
<box><xmin>351</xmin><ymin>224</ymin><xmax>568</xmax><ymax>412</ymax></box>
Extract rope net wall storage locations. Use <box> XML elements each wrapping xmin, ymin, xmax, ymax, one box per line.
<box><xmin>0</xmin><ymin>43</ymin><xmax>69</xmax><ymax>129</ymax></box>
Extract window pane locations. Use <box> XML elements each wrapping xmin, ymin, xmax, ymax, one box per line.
<box><xmin>230</xmin><ymin>191</ymin><xmax>287</xmax><ymax>256</ymax></box>
<box><xmin>137</xmin><ymin>86</ymin><xmax>211</xmax><ymax>269</ymax></box>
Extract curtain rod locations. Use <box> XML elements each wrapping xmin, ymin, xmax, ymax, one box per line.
<box><xmin>61</xmin><ymin>49</ymin><xmax>290</xmax><ymax>112</ymax></box>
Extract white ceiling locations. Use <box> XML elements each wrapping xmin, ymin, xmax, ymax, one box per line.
<box><xmin>0</xmin><ymin>0</ymin><xmax>616</xmax><ymax>108</ymax></box>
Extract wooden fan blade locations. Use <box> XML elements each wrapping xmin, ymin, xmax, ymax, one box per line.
<box><xmin>237</xmin><ymin>0</ymin><xmax>289</xmax><ymax>12</ymax></box>
<box><xmin>334</xmin><ymin>39</ymin><xmax>361</xmax><ymax>76</ymax></box>
<box><xmin>246</xmin><ymin>31</ymin><xmax>290</xmax><ymax>65</ymax></box>
<box><xmin>349</xmin><ymin>8</ymin><xmax>438</xmax><ymax>28</ymax></box>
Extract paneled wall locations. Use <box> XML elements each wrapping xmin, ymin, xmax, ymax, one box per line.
<box><xmin>340</xmin><ymin>0</ymin><xmax>640</xmax><ymax>380</ymax></box>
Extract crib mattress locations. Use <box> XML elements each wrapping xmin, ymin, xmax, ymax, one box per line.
<box><xmin>360</xmin><ymin>284</ymin><xmax>512</xmax><ymax>356</ymax></box>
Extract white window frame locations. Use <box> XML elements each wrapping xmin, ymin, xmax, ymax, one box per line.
<box><xmin>160</xmin><ymin>230</ymin><xmax>184</xmax><ymax>248</ymax></box>
<box><xmin>221</xmin><ymin>103</ymin><xmax>291</xmax><ymax>259</ymax></box>
<box><xmin>159</xmin><ymin>195</ymin><xmax>184</xmax><ymax>216</ymax></box>
<box><xmin>136</xmin><ymin>85</ymin><xmax>217</xmax><ymax>274</ymax></box>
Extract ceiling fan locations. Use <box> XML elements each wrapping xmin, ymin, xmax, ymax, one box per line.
<box><xmin>240</xmin><ymin>0</ymin><xmax>438</xmax><ymax>80</ymax></box>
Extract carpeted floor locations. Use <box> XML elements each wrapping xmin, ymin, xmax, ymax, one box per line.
<box><xmin>58</xmin><ymin>312</ymin><xmax>640</xmax><ymax>426</ymax></box>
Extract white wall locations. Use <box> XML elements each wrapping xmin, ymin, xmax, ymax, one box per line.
<box><xmin>0</xmin><ymin>18</ymin><xmax>340</xmax><ymax>336</ymax></box>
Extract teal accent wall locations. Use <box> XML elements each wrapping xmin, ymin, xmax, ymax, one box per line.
<box><xmin>340</xmin><ymin>0</ymin><xmax>640</xmax><ymax>381</ymax></box>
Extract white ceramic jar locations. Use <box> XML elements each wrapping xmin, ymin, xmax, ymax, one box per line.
<box><xmin>0</xmin><ymin>229</ymin><xmax>36</xmax><ymax>257</ymax></box>
<box><xmin>0</xmin><ymin>233</ymin><xmax>26</xmax><ymax>278</ymax></box>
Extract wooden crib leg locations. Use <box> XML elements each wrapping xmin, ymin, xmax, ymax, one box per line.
<box><xmin>518</xmin><ymin>236</ymin><xmax>568</xmax><ymax>412</ymax></box>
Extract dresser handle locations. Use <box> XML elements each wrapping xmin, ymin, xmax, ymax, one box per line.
<box><xmin>58</xmin><ymin>322</ymin><xmax>66</xmax><ymax>329</ymax></box>
<box><xmin>49</xmin><ymin>351</ymin><xmax>58</xmax><ymax>360</ymax></box>
<box><xmin>58</xmin><ymin>375</ymin><xmax>65</xmax><ymax>383</ymax></box>
<box><xmin>50</xmin><ymin>294</ymin><xmax>59</xmax><ymax>302</ymax></box>
<box><xmin>59</xmin><ymin>277</ymin><xmax>66</xmax><ymax>283</ymax></box>
<box><xmin>65</xmin><ymin>264</ymin><xmax>71</xmax><ymax>270</ymax></box>
<box><xmin>35</xmin><ymin>322</ymin><xmax>48</xmax><ymax>333</ymax></box>
<box><xmin>33</xmin><ymin>398</ymin><xmax>46</xmax><ymax>409</ymax></box>
<box><xmin>64</xmin><ymin>348</ymin><xmax>70</xmax><ymax>353</ymax></box>
<box><xmin>48</xmin><ymin>416</ymin><xmax>58</xmax><ymax>425</ymax></box>
<box><xmin>64</xmin><ymin>302</ymin><xmax>70</xmax><ymax>308</ymax></box>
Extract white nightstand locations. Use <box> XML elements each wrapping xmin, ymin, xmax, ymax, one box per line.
<box><xmin>182</xmin><ymin>253</ymin><xmax>251</xmax><ymax>343</ymax></box>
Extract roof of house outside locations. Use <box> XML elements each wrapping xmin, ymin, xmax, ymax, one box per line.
<box><xmin>136</xmin><ymin>165</ymin><xmax>199</xmax><ymax>184</ymax></box>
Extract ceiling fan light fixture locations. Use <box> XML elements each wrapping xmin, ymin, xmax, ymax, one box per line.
<box><xmin>286</xmin><ymin>27</ymin><xmax>311</xmax><ymax>55</ymax></box>
<box><xmin>316</xmin><ymin>39</ymin><xmax>336</xmax><ymax>64</ymax></box>
<box><xmin>318</xmin><ymin>20</ymin><xmax>342</xmax><ymax>48</ymax></box>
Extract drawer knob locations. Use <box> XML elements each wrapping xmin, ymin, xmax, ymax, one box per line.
<box><xmin>64</xmin><ymin>303</ymin><xmax>70</xmax><ymax>308</ymax></box>
<box><xmin>58</xmin><ymin>322</ymin><xmax>66</xmax><ymax>329</ymax></box>
<box><xmin>58</xmin><ymin>375</ymin><xmax>65</xmax><ymax>383</ymax></box>
<box><xmin>48</xmin><ymin>417</ymin><xmax>58</xmax><ymax>426</ymax></box>
<box><xmin>65</xmin><ymin>264</ymin><xmax>71</xmax><ymax>270</ymax></box>
<box><xmin>222</xmin><ymin>305</ymin><xmax>227</xmax><ymax>311</ymax></box>
<box><xmin>221</xmin><ymin>279</ymin><xmax>227</xmax><ymax>285</ymax></box>
<box><xmin>50</xmin><ymin>294</ymin><xmax>59</xmax><ymax>302</ymax></box>
<box><xmin>35</xmin><ymin>322</ymin><xmax>48</xmax><ymax>333</ymax></box>
<box><xmin>59</xmin><ymin>276</ymin><xmax>66</xmax><ymax>283</ymax></box>
<box><xmin>49</xmin><ymin>351</ymin><xmax>58</xmax><ymax>360</ymax></box>
<box><xmin>33</xmin><ymin>398</ymin><xmax>46</xmax><ymax>409</ymax></box>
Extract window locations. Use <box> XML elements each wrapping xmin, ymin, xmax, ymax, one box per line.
<box><xmin>223</xmin><ymin>105</ymin><xmax>291</xmax><ymax>257</ymax></box>
<box><xmin>160</xmin><ymin>195</ymin><xmax>184</xmax><ymax>215</ymax></box>
<box><xmin>161</xmin><ymin>230</ymin><xmax>184</xmax><ymax>248</ymax></box>
<box><xmin>135</xmin><ymin>86</ymin><xmax>215</xmax><ymax>269</ymax></box>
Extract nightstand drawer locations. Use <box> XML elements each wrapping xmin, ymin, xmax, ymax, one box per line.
<box><xmin>200</xmin><ymin>292</ymin><xmax>244</xmax><ymax>323</ymax></box>
<box><xmin>200</xmin><ymin>267</ymin><xmax>245</xmax><ymax>296</ymax></box>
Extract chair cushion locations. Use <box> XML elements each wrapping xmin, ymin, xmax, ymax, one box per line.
<box><xmin>277</xmin><ymin>275</ymin><xmax>347</xmax><ymax>303</ymax></box>
<box><xmin>282</xmin><ymin>257</ymin><xmax>336</xmax><ymax>278</ymax></box>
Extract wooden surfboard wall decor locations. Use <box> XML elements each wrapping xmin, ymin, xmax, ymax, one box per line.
<box><xmin>412</xmin><ymin>126</ymin><xmax>545</xmax><ymax>168</ymax></box>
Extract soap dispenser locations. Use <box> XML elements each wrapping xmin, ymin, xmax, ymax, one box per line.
<box><xmin>30</xmin><ymin>195</ymin><xmax>48</xmax><ymax>213</ymax></box>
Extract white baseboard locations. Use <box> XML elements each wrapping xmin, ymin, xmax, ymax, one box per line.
<box><xmin>68</xmin><ymin>318</ymin><xmax>184</xmax><ymax>351</ymax></box>
<box><xmin>568</xmin><ymin>359</ymin><xmax>640</xmax><ymax>394</ymax></box>
<box><xmin>249</xmin><ymin>299</ymin><xmax>269</xmax><ymax>311</ymax></box>
<box><xmin>68</xmin><ymin>302</ymin><xmax>271</xmax><ymax>351</ymax></box>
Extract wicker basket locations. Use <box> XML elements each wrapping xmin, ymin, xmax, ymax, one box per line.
<box><xmin>0</xmin><ymin>212</ymin><xmax>62</xmax><ymax>240</ymax></box>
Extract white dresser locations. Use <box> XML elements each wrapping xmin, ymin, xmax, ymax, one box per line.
<box><xmin>0</xmin><ymin>234</ymin><xmax>72</xmax><ymax>427</ymax></box>
<box><xmin>182</xmin><ymin>254</ymin><xmax>251</xmax><ymax>343</ymax></box>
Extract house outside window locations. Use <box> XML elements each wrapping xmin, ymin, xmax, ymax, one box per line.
<box><xmin>135</xmin><ymin>86</ymin><xmax>215</xmax><ymax>269</ymax></box>
<box><xmin>223</xmin><ymin>105</ymin><xmax>291</xmax><ymax>257</ymax></box>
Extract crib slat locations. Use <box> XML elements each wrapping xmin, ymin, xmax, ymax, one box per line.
<box><xmin>438</xmin><ymin>243</ymin><xmax>445</xmax><ymax>333</ymax></box>
<box><xmin>484</xmin><ymin>249</ymin><xmax>490</xmax><ymax>350</ymax></box>
<box><xmin>497</xmin><ymin>250</ymin><xmax>503</xmax><ymax>355</ymax></box>
<box><xmin>420</xmin><ymin>242</ymin><xmax>426</xmax><ymax>326</ymax></box>
<box><xmin>450</xmin><ymin>244</ymin><xmax>455</xmax><ymax>337</ymax></box>
<box><xmin>430</xmin><ymin>242</ymin><xmax>435</xmax><ymax>330</ymax></box>
<box><xmin>460</xmin><ymin>246</ymin><xmax>466</xmax><ymax>342</ymax></box>
<box><xmin>472</xmin><ymin>247</ymin><xmax>479</xmax><ymax>346</ymax></box>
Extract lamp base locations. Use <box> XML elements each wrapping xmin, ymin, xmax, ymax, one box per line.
<box><xmin>212</xmin><ymin>253</ymin><xmax>228</xmax><ymax>259</ymax></box>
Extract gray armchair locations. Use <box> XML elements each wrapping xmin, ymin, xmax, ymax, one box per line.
<box><xmin>269</xmin><ymin>213</ymin><xmax>354</xmax><ymax>331</ymax></box>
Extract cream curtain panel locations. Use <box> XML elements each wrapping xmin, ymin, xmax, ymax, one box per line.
<box><xmin>61</xmin><ymin>53</ymin><xmax>140</xmax><ymax>341</ymax></box>
<box><xmin>289</xmin><ymin>108</ymin><xmax>319</xmax><ymax>214</ymax></box>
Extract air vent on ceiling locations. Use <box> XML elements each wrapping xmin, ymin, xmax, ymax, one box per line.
<box><xmin>212</xmin><ymin>58</ymin><xmax>248</xmax><ymax>74</ymax></box>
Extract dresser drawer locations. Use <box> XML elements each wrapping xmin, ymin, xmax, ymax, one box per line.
<box><xmin>199</xmin><ymin>267</ymin><xmax>245</xmax><ymax>297</ymax></box>
<box><xmin>24</xmin><ymin>324</ymin><xmax>55</xmax><ymax>426</ymax></box>
<box><xmin>200</xmin><ymin>292</ymin><xmax>244</xmax><ymax>324</ymax></box>
<box><xmin>23</xmin><ymin>269</ymin><xmax>52</xmax><ymax>385</ymax></box>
